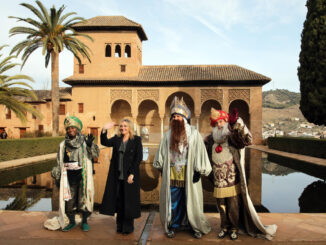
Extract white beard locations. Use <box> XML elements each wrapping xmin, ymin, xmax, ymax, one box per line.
<box><xmin>212</xmin><ymin>122</ymin><xmax>230</xmax><ymax>144</ymax></box>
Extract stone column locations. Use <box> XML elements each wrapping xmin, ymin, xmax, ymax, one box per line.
<box><xmin>160</xmin><ymin>115</ymin><xmax>164</xmax><ymax>139</ymax></box>
<box><xmin>222</xmin><ymin>88</ymin><xmax>229</xmax><ymax>112</ymax></box>
<box><xmin>249</xmin><ymin>87</ymin><xmax>262</xmax><ymax>145</ymax></box>
<box><xmin>195</xmin><ymin>114</ymin><xmax>200</xmax><ymax>130</ymax></box>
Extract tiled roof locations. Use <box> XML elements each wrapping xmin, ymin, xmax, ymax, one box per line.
<box><xmin>138</xmin><ymin>65</ymin><xmax>270</xmax><ymax>82</ymax></box>
<box><xmin>63</xmin><ymin>65</ymin><xmax>271</xmax><ymax>86</ymax></box>
<box><xmin>73</xmin><ymin>16</ymin><xmax>148</xmax><ymax>41</ymax></box>
<box><xmin>22</xmin><ymin>88</ymin><xmax>72</xmax><ymax>102</ymax></box>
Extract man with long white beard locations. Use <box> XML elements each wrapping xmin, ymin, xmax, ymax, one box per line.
<box><xmin>154</xmin><ymin>97</ymin><xmax>212</xmax><ymax>239</ymax></box>
<box><xmin>206</xmin><ymin>108</ymin><xmax>277</xmax><ymax>241</ymax></box>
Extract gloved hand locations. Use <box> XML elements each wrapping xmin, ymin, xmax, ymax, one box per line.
<box><xmin>229</xmin><ymin>108</ymin><xmax>238</xmax><ymax>126</ymax></box>
<box><xmin>193</xmin><ymin>171</ymin><xmax>201</xmax><ymax>183</ymax></box>
<box><xmin>85</xmin><ymin>134</ymin><xmax>95</xmax><ymax>147</ymax></box>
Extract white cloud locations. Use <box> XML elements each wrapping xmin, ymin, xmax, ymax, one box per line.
<box><xmin>164</xmin><ymin>0</ymin><xmax>306</xmax><ymax>33</ymax></box>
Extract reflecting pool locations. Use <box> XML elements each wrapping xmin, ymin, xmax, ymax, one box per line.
<box><xmin>1</xmin><ymin>148</ymin><xmax>325</xmax><ymax>213</ymax></box>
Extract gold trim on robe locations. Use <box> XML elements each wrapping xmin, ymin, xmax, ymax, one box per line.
<box><xmin>214</xmin><ymin>183</ymin><xmax>240</xmax><ymax>198</ymax></box>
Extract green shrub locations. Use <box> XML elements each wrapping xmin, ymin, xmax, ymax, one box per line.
<box><xmin>0</xmin><ymin>137</ymin><xmax>64</xmax><ymax>161</ymax></box>
<box><xmin>21</xmin><ymin>131</ymin><xmax>53</xmax><ymax>138</ymax></box>
<box><xmin>267</xmin><ymin>137</ymin><xmax>326</xmax><ymax>159</ymax></box>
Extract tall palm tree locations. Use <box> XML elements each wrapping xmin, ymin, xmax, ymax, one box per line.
<box><xmin>0</xmin><ymin>45</ymin><xmax>41</xmax><ymax>122</ymax></box>
<box><xmin>9</xmin><ymin>1</ymin><xmax>92</xmax><ymax>136</ymax></box>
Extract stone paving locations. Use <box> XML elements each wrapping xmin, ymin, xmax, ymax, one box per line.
<box><xmin>0</xmin><ymin>211</ymin><xmax>326</xmax><ymax>245</ymax></box>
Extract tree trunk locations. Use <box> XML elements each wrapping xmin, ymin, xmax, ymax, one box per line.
<box><xmin>51</xmin><ymin>51</ymin><xmax>60</xmax><ymax>136</ymax></box>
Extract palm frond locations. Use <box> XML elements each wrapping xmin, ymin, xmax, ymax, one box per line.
<box><xmin>20</xmin><ymin>2</ymin><xmax>46</xmax><ymax>23</ymax></box>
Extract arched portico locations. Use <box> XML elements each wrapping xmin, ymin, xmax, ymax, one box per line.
<box><xmin>199</xmin><ymin>100</ymin><xmax>222</xmax><ymax>135</ymax></box>
<box><xmin>136</xmin><ymin>100</ymin><xmax>160</xmax><ymax>143</ymax></box>
<box><xmin>229</xmin><ymin>99</ymin><xmax>250</xmax><ymax>128</ymax></box>
<box><xmin>110</xmin><ymin>99</ymin><xmax>132</xmax><ymax>131</ymax></box>
<box><xmin>164</xmin><ymin>92</ymin><xmax>195</xmax><ymax>131</ymax></box>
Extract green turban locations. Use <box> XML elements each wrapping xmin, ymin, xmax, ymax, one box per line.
<box><xmin>64</xmin><ymin>115</ymin><xmax>83</xmax><ymax>131</ymax></box>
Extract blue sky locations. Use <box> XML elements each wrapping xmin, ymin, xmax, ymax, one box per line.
<box><xmin>0</xmin><ymin>0</ymin><xmax>307</xmax><ymax>92</ymax></box>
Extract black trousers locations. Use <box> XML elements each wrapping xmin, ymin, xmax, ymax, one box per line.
<box><xmin>116</xmin><ymin>180</ymin><xmax>134</xmax><ymax>233</ymax></box>
<box><xmin>216</xmin><ymin>195</ymin><xmax>239</xmax><ymax>231</ymax></box>
<box><xmin>65</xmin><ymin>169</ymin><xmax>91</xmax><ymax>222</ymax></box>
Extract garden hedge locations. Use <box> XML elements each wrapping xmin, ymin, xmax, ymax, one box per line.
<box><xmin>0</xmin><ymin>137</ymin><xmax>64</xmax><ymax>161</ymax></box>
<box><xmin>267</xmin><ymin>136</ymin><xmax>326</xmax><ymax>159</ymax></box>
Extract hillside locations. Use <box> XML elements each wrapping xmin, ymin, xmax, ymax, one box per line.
<box><xmin>262</xmin><ymin>89</ymin><xmax>303</xmax><ymax>123</ymax></box>
<box><xmin>263</xmin><ymin>89</ymin><xmax>300</xmax><ymax>109</ymax></box>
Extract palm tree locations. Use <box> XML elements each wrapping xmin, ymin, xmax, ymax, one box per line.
<box><xmin>0</xmin><ymin>45</ymin><xmax>41</xmax><ymax>122</ymax></box>
<box><xmin>9</xmin><ymin>1</ymin><xmax>92</xmax><ymax>136</ymax></box>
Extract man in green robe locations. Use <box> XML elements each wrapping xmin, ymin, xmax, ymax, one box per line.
<box><xmin>154</xmin><ymin>97</ymin><xmax>212</xmax><ymax>239</ymax></box>
<box><xmin>46</xmin><ymin>115</ymin><xmax>100</xmax><ymax>231</ymax></box>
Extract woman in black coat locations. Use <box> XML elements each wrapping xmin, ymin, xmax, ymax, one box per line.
<box><xmin>100</xmin><ymin>118</ymin><xmax>143</xmax><ymax>234</ymax></box>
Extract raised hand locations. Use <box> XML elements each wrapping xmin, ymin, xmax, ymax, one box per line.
<box><xmin>86</xmin><ymin>134</ymin><xmax>95</xmax><ymax>147</ymax></box>
<box><xmin>103</xmin><ymin>122</ymin><xmax>115</xmax><ymax>131</ymax></box>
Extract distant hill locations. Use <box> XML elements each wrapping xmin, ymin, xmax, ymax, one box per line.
<box><xmin>263</xmin><ymin>89</ymin><xmax>300</xmax><ymax>109</ymax></box>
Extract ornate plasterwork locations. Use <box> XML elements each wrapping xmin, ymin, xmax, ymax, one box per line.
<box><xmin>137</xmin><ymin>89</ymin><xmax>159</xmax><ymax>104</ymax></box>
<box><xmin>200</xmin><ymin>89</ymin><xmax>223</xmax><ymax>104</ymax></box>
<box><xmin>110</xmin><ymin>89</ymin><xmax>132</xmax><ymax>104</ymax></box>
<box><xmin>228</xmin><ymin>89</ymin><xmax>250</xmax><ymax>104</ymax></box>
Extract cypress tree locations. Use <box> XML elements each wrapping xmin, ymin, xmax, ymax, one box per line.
<box><xmin>298</xmin><ymin>0</ymin><xmax>326</xmax><ymax>125</ymax></box>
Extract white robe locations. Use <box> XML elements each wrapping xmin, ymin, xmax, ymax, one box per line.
<box><xmin>154</xmin><ymin>126</ymin><xmax>212</xmax><ymax>234</ymax></box>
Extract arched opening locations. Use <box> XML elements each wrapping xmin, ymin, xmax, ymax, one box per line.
<box><xmin>125</xmin><ymin>45</ymin><xmax>131</xmax><ymax>58</ymax></box>
<box><xmin>229</xmin><ymin>99</ymin><xmax>250</xmax><ymax>128</ymax></box>
<box><xmin>164</xmin><ymin>92</ymin><xmax>195</xmax><ymax>131</ymax></box>
<box><xmin>115</xmin><ymin>44</ymin><xmax>121</xmax><ymax>58</ymax></box>
<box><xmin>111</xmin><ymin>100</ymin><xmax>132</xmax><ymax>131</ymax></box>
<box><xmin>199</xmin><ymin>100</ymin><xmax>221</xmax><ymax>135</ymax></box>
<box><xmin>137</xmin><ymin>100</ymin><xmax>160</xmax><ymax>143</ymax></box>
<box><xmin>105</xmin><ymin>44</ymin><xmax>111</xmax><ymax>57</ymax></box>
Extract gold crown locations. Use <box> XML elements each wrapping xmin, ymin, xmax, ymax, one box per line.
<box><xmin>210</xmin><ymin>108</ymin><xmax>228</xmax><ymax>121</ymax></box>
<box><xmin>170</xmin><ymin>96</ymin><xmax>191</xmax><ymax>119</ymax></box>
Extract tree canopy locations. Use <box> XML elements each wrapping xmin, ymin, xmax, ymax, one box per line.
<box><xmin>0</xmin><ymin>45</ymin><xmax>41</xmax><ymax>123</ymax></box>
<box><xmin>298</xmin><ymin>0</ymin><xmax>326</xmax><ymax>125</ymax></box>
<box><xmin>9</xmin><ymin>1</ymin><xmax>92</xmax><ymax>135</ymax></box>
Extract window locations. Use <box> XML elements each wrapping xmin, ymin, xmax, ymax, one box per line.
<box><xmin>5</xmin><ymin>108</ymin><xmax>11</xmax><ymax>119</ymax></box>
<box><xmin>38</xmin><ymin>125</ymin><xmax>44</xmax><ymax>132</ymax></box>
<box><xmin>115</xmin><ymin>44</ymin><xmax>121</xmax><ymax>57</ymax></box>
<box><xmin>105</xmin><ymin>44</ymin><xmax>111</xmax><ymax>57</ymax></box>
<box><xmin>59</xmin><ymin>104</ymin><xmax>65</xmax><ymax>115</ymax></box>
<box><xmin>125</xmin><ymin>44</ymin><xmax>131</xmax><ymax>58</ymax></box>
<box><xmin>120</xmin><ymin>65</ymin><xmax>126</xmax><ymax>72</ymax></box>
<box><xmin>78</xmin><ymin>103</ymin><xmax>84</xmax><ymax>113</ymax></box>
<box><xmin>79</xmin><ymin>64</ymin><xmax>84</xmax><ymax>74</ymax></box>
<box><xmin>19</xmin><ymin>128</ymin><xmax>26</xmax><ymax>138</ymax></box>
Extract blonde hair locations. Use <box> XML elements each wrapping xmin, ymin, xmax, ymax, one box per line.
<box><xmin>117</xmin><ymin>117</ymin><xmax>135</xmax><ymax>139</ymax></box>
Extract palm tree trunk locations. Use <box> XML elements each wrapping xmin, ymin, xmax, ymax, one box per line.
<box><xmin>51</xmin><ymin>51</ymin><xmax>59</xmax><ymax>136</ymax></box>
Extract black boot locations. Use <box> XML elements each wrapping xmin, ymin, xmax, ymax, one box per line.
<box><xmin>62</xmin><ymin>214</ymin><xmax>77</xmax><ymax>232</ymax></box>
<box><xmin>81</xmin><ymin>213</ymin><xmax>90</xmax><ymax>232</ymax></box>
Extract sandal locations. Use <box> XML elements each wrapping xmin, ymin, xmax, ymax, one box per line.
<box><xmin>229</xmin><ymin>230</ymin><xmax>238</xmax><ymax>240</ymax></box>
<box><xmin>218</xmin><ymin>229</ymin><xmax>227</xmax><ymax>239</ymax></box>
<box><xmin>193</xmin><ymin>231</ymin><xmax>202</xmax><ymax>239</ymax></box>
<box><xmin>166</xmin><ymin>229</ymin><xmax>175</xmax><ymax>238</ymax></box>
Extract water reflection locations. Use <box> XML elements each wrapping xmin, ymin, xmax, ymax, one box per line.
<box><xmin>261</xmin><ymin>152</ymin><xmax>326</xmax><ymax>213</ymax></box>
<box><xmin>299</xmin><ymin>180</ymin><xmax>326</xmax><ymax>213</ymax></box>
<box><xmin>1</xmin><ymin>148</ymin><xmax>326</xmax><ymax>213</ymax></box>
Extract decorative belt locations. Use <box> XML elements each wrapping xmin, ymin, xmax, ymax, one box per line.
<box><xmin>64</xmin><ymin>162</ymin><xmax>82</xmax><ymax>170</ymax></box>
